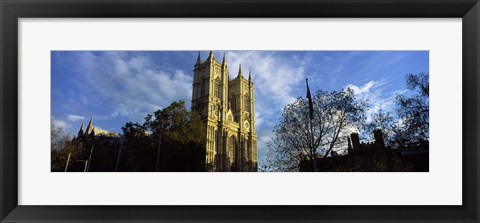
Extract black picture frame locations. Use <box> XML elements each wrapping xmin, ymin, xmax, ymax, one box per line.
<box><xmin>1</xmin><ymin>0</ymin><xmax>479</xmax><ymax>222</ymax></box>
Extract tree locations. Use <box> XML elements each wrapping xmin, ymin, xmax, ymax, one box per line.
<box><xmin>395</xmin><ymin>73</ymin><xmax>429</xmax><ymax>146</ymax></box>
<box><xmin>51</xmin><ymin>124</ymin><xmax>69</xmax><ymax>151</ymax></box>
<box><xmin>364</xmin><ymin>73</ymin><xmax>429</xmax><ymax>149</ymax></box>
<box><xmin>364</xmin><ymin>110</ymin><xmax>396</xmax><ymax>146</ymax></box>
<box><xmin>51</xmin><ymin>125</ymin><xmax>85</xmax><ymax>172</ymax></box>
<box><xmin>118</xmin><ymin>122</ymin><xmax>153</xmax><ymax>171</ymax></box>
<box><xmin>84</xmin><ymin>134</ymin><xmax>121</xmax><ymax>172</ymax></box>
<box><xmin>144</xmin><ymin>100</ymin><xmax>206</xmax><ymax>171</ymax></box>
<box><xmin>265</xmin><ymin>88</ymin><xmax>367</xmax><ymax>172</ymax></box>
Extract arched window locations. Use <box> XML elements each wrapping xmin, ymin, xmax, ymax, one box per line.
<box><xmin>244</xmin><ymin>94</ymin><xmax>249</xmax><ymax>111</ymax></box>
<box><xmin>214</xmin><ymin>80</ymin><xmax>220</xmax><ymax>98</ymax></box>
<box><xmin>217</xmin><ymin>105</ymin><xmax>221</xmax><ymax>121</ymax></box>
<box><xmin>228</xmin><ymin>136</ymin><xmax>235</xmax><ymax>162</ymax></box>
<box><xmin>231</xmin><ymin>95</ymin><xmax>236</xmax><ymax>111</ymax></box>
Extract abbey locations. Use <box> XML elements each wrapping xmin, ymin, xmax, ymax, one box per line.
<box><xmin>191</xmin><ymin>51</ymin><xmax>258</xmax><ymax>172</ymax></box>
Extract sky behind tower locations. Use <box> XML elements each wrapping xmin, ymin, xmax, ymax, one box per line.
<box><xmin>51</xmin><ymin>51</ymin><xmax>429</xmax><ymax>166</ymax></box>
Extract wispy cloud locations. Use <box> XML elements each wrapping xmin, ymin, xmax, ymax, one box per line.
<box><xmin>220</xmin><ymin>51</ymin><xmax>308</xmax><ymax>164</ymax></box>
<box><xmin>66</xmin><ymin>114</ymin><xmax>85</xmax><ymax>122</ymax></box>
<box><xmin>345</xmin><ymin>79</ymin><xmax>395</xmax><ymax>123</ymax></box>
<box><xmin>69</xmin><ymin>52</ymin><xmax>192</xmax><ymax>122</ymax></box>
<box><xmin>347</xmin><ymin>80</ymin><xmax>386</xmax><ymax>95</ymax></box>
<box><xmin>52</xmin><ymin>119</ymin><xmax>70</xmax><ymax>129</ymax></box>
<box><xmin>223</xmin><ymin>51</ymin><xmax>306</xmax><ymax>124</ymax></box>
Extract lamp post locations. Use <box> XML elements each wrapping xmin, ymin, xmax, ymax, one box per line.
<box><xmin>116</xmin><ymin>137</ymin><xmax>124</xmax><ymax>172</ymax></box>
<box><xmin>64</xmin><ymin>152</ymin><xmax>71</xmax><ymax>172</ymax></box>
<box><xmin>86</xmin><ymin>145</ymin><xmax>94</xmax><ymax>172</ymax></box>
<box><xmin>155</xmin><ymin>121</ymin><xmax>164</xmax><ymax>172</ymax></box>
<box><xmin>76</xmin><ymin>160</ymin><xmax>88</xmax><ymax>172</ymax></box>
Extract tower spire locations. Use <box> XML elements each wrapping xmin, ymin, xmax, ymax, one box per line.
<box><xmin>79</xmin><ymin>122</ymin><xmax>84</xmax><ymax>131</ymax></box>
<box><xmin>238</xmin><ymin>64</ymin><xmax>242</xmax><ymax>78</ymax></box>
<box><xmin>196</xmin><ymin>52</ymin><xmax>201</xmax><ymax>64</ymax></box>
<box><xmin>77</xmin><ymin>121</ymin><xmax>85</xmax><ymax>138</ymax></box>
<box><xmin>222</xmin><ymin>52</ymin><xmax>228</xmax><ymax>70</ymax></box>
<box><xmin>86</xmin><ymin>117</ymin><xmax>94</xmax><ymax>134</ymax></box>
<box><xmin>249</xmin><ymin>70</ymin><xmax>252</xmax><ymax>81</ymax></box>
<box><xmin>208</xmin><ymin>51</ymin><xmax>214</xmax><ymax>61</ymax></box>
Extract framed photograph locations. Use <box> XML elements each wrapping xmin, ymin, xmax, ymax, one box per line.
<box><xmin>1</xmin><ymin>0</ymin><xmax>479</xmax><ymax>222</ymax></box>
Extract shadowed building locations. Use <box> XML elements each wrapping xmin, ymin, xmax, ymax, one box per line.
<box><xmin>300</xmin><ymin>129</ymin><xmax>429</xmax><ymax>172</ymax></box>
<box><xmin>75</xmin><ymin>117</ymin><xmax>120</xmax><ymax>155</ymax></box>
<box><xmin>191</xmin><ymin>51</ymin><xmax>258</xmax><ymax>172</ymax></box>
<box><xmin>76</xmin><ymin>117</ymin><xmax>120</xmax><ymax>140</ymax></box>
<box><xmin>71</xmin><ymin>117</ymin><xmax>120</xmax><ymax>172</ymax></box>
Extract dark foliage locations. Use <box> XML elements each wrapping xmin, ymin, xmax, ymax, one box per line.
<box><xmin>51</xmin><ymin>100</ymin><xmax>206</xmax><ymax>172</ymax></box>
<box><xmin>395</xmin><ymin>73</ymin><xmax>429</xmax><ymax>146</ymax></box>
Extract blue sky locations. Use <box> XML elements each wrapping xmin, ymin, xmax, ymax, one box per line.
<box><xmin>51</xmin><ymin>51</ymin><xmax>429</xmax><ymax>166</ymax></box>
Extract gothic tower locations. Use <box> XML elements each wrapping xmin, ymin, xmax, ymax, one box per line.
<box><xmin>191</xmin><ymin>51</ymin><xmax>258</xmax><ymax>172</ymax></box>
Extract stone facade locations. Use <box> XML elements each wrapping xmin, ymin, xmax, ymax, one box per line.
<box><xmin>191</xmin><ymin>51</ymin><xmax>258</xmax><ymax>172</ymax></box>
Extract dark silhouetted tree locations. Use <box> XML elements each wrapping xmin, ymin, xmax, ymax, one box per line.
<box><xmin>364</xmin><ymin>110</ymin><xmax>396</xmax><ymax>146</ymax></box>
<box><xmin>265</xmin><ymin>88</ymin><xmax>367</xmax><ymax>172</ymax></box>
<box><xmin>88</xmin><ymin>133</ymin><xmax>122</xmax><ymax>172</ymax></box>
<box><xmin>118</xmin><ymin>122</ymin><xmax>153</xmax><ymax>171</ymax></box>
<box><xmin>395</xmin><ymin>73</ymin><xmax>429</xmax><ymax>147</ymax></box>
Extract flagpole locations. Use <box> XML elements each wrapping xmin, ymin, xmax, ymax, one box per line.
<box><xmin>309</xmin><ymin>104</ymin><xmax>316</xmax><ymax>172</ymax></box>
<box><xmin>310</xmin><ymin>107</ymin><xmax>317</xmax><ymax>172</ymax></box>
<box><xmin>306</xmin><ymin>78</ymin><xmax>317</xmax><ymax>172</ymax></box>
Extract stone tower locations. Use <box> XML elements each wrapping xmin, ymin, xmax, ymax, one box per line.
<box><xmin>191</xmin><ymin>51</ymin><xmax>258</xmax><ymax>172</ymax></box>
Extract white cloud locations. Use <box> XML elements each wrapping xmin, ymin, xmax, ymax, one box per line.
<box><xmin>52</xmin><ymin>119</ymin><xmax>70</xmax><ymax>129</ymax></box>
<box><xmin>346</xmin><ymin>80</ymin><xmax>386</xmax><ymax>95</ymax></box>
<box><xmin>66</xmin><ymin>114</ymin><xmax>85</xmax><ymax>122</ymax></box>
<box><xmin>72</xmin><ymin>52</ymin><xmax>192</xmax><ymax>123</ymax></box>
<box><xmin>345</xmin><ymin>80</ymin><xmax>395</xmax><ymax>123</ymax></box>
<box><xmin>224</xmin><ymin>51</ymin><xmax>306</xmax><ymax>120</ymax></box>
<box><xmin>220</xmin><ymin>51</ymin><xmax>308</xmax><ymax>166</ymax></box>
